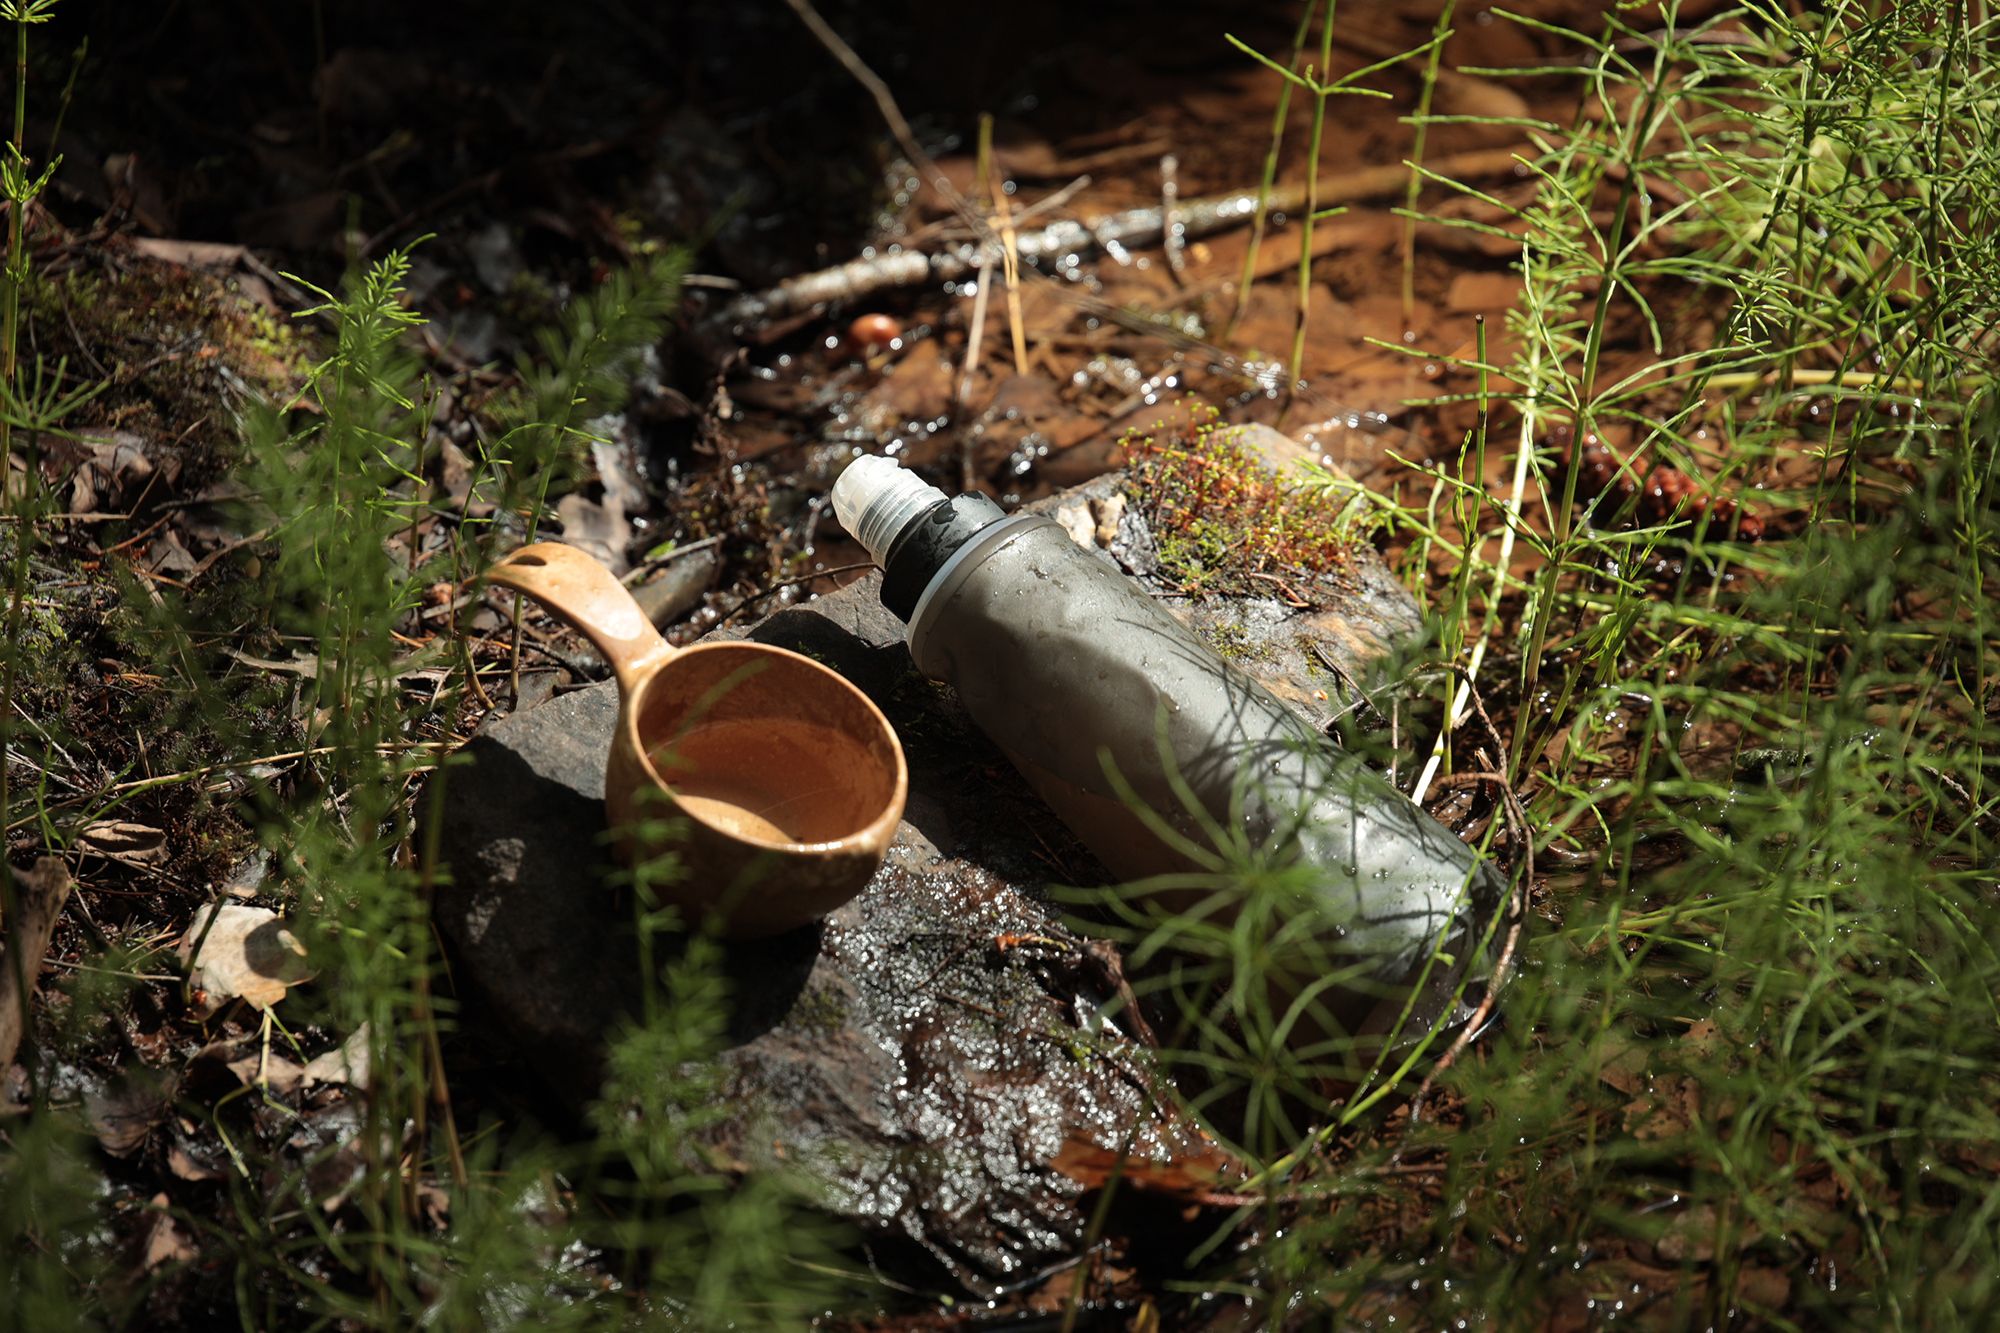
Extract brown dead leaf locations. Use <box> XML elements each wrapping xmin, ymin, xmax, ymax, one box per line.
<box><xmin>3</xmin><ymin>1063</ymin><xmax>28</xmax><ymax>1112</ymax></box>
<box><xmin>1432</xmin><ymin>69</ymin><xmax>1533</xmax><ymax>122</ymax></box>
<box><xmin>128</xmin><ymin>236</ymin><xmax>249</xmax><ymax>270</ymax></box>
<box><xmin>58</xmin><ymin>430</ymin><xmax>157</xmax><ymax>517</ymax></box>
<box><xmin>86</xmin><ymin>1070</ymin><xmax>177</xmax><ymax>1157</ymax></box>
<box><xmin>1681</xmin><ymin>1017</ymin><xmax>1722</xmax><ymax>1059</ymax></box>
<box><xmin>302</xmin><ymin>1024</ymin><xmax>371</xmax><ymax>1090</ymax></box>
<box><xmin>1056</xmin><ymin>497</ymin><xmax>1096</xmax><ymax>548</ymax></box>
<box><xmin>1652</xmin><ymin>1202</ymin><xmax>1719</xmax><ymax>1262</ymax></box>
<box><xmin>178</xmin><ymin>903</ymin><xmax>313</xmax><ymax>1017</ymax></box>
<box><xmin>225</xmin><ymin>1050</ymin><xmax>307</xmax><ymax>1096</ymax></box>
<box><xmin>1594</xmin><ymin>1032</ymin><xmax>1648</xmax><ymax>1096</ymax></box>
<box><xmin>415</xmin><ymin>1180</ymin><xmax>451</xmax><ymax>1230</ymax></box>
<box><xmin>1090</xmin><ymin>494</ymin><xmax>1126</xmax><ymax>547</ymax></box>
<box><xmin>1624</xmin><ymin>1072</ymin><xmax>1702</xmax><ymax>1141</ymax></box>
<box><xmin>77</xmin><ymin>819</ymin><xmax>169</xmax><ymax>864</ymax></box>
<box><xmin>1052</xmin><ymin>1138</ymin><xmax>1250</xmax><ymax>1205</ymax></box>
<box><xmin>220</xmin><ymin>648</ymin><xmax>320</xmax><ymax>678</ymax></box>
<box><xmin>0</xmin><ymin>858</ymin><xmax>73</xmax><ymax>1075</ymax></box>
<box><xmin>167</xmin><ymin>1144</ymin><xmax>224</xmax><ymax>1183</ymax></box>
<box><xmin>553</xmin><ymin>494</ymin><xmax>631</xmax><ymax>575</ymax></box>
<box><xmin>1249</xmin><ymin>212</ymin><xmax>1395</xmax><ymax>281</ymax></box>
<box><xmin>138</xmin><ymin>1193</ymin><xmax>198</xmax><ymax>1271</ymax></box>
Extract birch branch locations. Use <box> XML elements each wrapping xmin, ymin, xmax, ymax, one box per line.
<box><xmin>715</xmin><ymin>147</ymin><xmax>1525</xmax><ymax>332</ymax></box>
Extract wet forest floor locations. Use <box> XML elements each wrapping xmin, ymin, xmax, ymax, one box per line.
<box><xmin>3</xmin><ymin>0</ymin><xmax>1998</xmax><ymax>1329</ymax></box>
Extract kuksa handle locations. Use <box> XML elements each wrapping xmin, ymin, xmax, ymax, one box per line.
<box><xmin>484</xmin><ymin>542</ymin><xmax>675</xmax><ymax>692</ymax></box>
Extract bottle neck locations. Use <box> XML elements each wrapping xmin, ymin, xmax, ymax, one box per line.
<box><xmin>878</xmin><ymin>492</ymin><xmax>1008</xmax><ymax>621</ymax></box>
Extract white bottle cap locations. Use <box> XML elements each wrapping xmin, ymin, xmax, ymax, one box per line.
<box><xmin>831</xmin><ymin>454</ymin><xmax>949</xmax><ymax>566</ymax></box>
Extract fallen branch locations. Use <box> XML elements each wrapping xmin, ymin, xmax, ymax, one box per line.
<box><xmin>1</xmin><ymin>858</ymin><xmax>75</xmax><ymax>1077</ymax></box>
<box><xmin>716</xmin><ymin>147</ymin><xmax>1526</xmax><ymax>332</ymax></box>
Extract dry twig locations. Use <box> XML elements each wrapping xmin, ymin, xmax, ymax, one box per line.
<box><xmin>717</xmin><ymin>147</ymin><xmax>1527</xmax><ymax>331</ymax></box>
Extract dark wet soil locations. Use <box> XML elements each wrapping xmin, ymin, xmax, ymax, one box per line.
<box><xmin>5</xmin><ymin>0</ymin><xmax>1762</xmax><ymax>1327</ymax></box>
<box><xmin>23</xmin><ymin>0</ymin><xmax>1604</xmax><ymax>618</ymax></box>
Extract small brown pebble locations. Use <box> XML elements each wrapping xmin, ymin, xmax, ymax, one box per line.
<box><xmin>1565</xmin><ymin>433</ymin><xmax>1636</xmax><ymax>523</ymax></box>
<box><xmin>1702</xmin><ymin>498</ymin><xmax>1765</xmax><ymax>541</ymax></box>
<box><xmin>1575</xmin><ymin>439</ymin><xmax>1618</xmax><ymax>498</ymax></box>
<box><xmin>848</xmin><ymin>313</ymin><xmax>903</xmax><ymax>350</ymax></box>
<box><xmin>1641</xmin><ymin>465</ymin><xmax>1695</xmax><ymax>520</ymax></box>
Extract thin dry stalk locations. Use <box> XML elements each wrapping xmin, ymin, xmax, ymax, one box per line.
<box><xmin>988</xmin><ymin>129</ymin><xmax>1030</xmax><ymax>377</ymax></box>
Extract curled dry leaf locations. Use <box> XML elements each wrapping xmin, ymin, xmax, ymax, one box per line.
<box><xmin>178</xmin><ymin>903</ymin><xmax>313</xmax><ymax>1018</ymax></box>
<box><xmin>1623</xmin><ymin>1072</ymin><xmax>1703</xmax><ymax>1142</ymax></box>
<box><xmin>225</xmin><ymin>1050</ymin><xmax>307</xmax><ymax>1096</ymax></box>
<box><xmin>86</xmin><ymin>1070</ymin><xmax>178</xmax><ymax>1157</ymax></box>
<box><xmin>167</xmin><ymin>1143</ymin><xmax>224</xmax><ymax>1183</ymax></box>
<box><xmin>302</xmin><ymin>1023</ymin><xmax>371</xmax><ymax>1090</ymax></box>
<box><xmin>2</xmin><ymin>1063</ymin><xmax>27</xmax><ymax>1112</ymax></box>
<box><xmin>1593</xmin><ymin>1031</ymin><xmax>1649</xmax><ymax>1097</ymax></box>
<box><xmin>1090</xmin><ymin>493</ymin><xmax>1127</xmax><ymax>548</ymax></box>
<box><xmin>138</xmin><ymin>1193</ymin><xmax>198</xmax><ymax>1271</ymax></box>
<box><xmin>77</xmin><ymin>820</ymin><xmax>169</xmax><ymax>864</ymax></box>
<box><xmin>1056</xmin><ymin>497</ymin><xmax>1097</xmax><ymax>549</ymax></box>
<box><xmin>1431</xmin><ymin>69</ymin><xmax>1533</xmax><ymax>122</ymax></box>
<box><xmin>1737</xmin><ymin>1266</ymin><xmax>1792</xmax><ymax>1309</ymax></box>
<box><xmin>59</xmin><ymin>429</ymin><xmax>156</xmax><ymax>517</ymax></box>
<box><xmin>1052</xmin><ymin>1138</ymin><xmax>1251</xmax><ymax>1207</ymax></box>
<box><xmin>415</xmin><ymin>1180</ymin><xmax>451</xmax><ymax>1230</ymax></box>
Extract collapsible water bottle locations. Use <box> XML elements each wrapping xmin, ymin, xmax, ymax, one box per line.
<box><xmin>832</xmin><ymin>455</ymin><xmax>1505</xmax><ymax>1039</ymax></box>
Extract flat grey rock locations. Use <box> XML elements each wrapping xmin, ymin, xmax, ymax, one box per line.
<box><xmin>435</xmin><ymin>476</ymin><xmax>1429</xmax><ymax>1291</ymax></box>
<box><xmin>438</xmin><ymin>572</ymin><xmax>1205</xmax><ymax>1290</ymax></box>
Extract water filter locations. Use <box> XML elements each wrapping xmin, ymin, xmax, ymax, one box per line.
<box><xmin>833</xmin><ymin>455</ymin><xmax>1505</xmax><ymax>1040</ymax></box>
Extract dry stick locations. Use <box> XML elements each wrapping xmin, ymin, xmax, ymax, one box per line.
<box><xmin>0</xmin><ymin>858</ymin><xmax>73</xmax><ymax>1076</ymax></box>
<box><xmin>956</xmin><ymin>122</ymin><xmax>1001</xmax><ymax>492</ymax></box>
<box><xmin>1416</xmin><ymin>660</ymin><xmax>1511</xmax><ymax>779</ymax></box>
<box><xmin>896</xmin><ymin>169</ymin><xmax>1094</xmax><ymax>259</ymax></box>
<box><xmin>717</xmin><ymin>147</ymin><xmax>1526</xmax><ymax>331</ymax></box>
<box><xmin>617</xmin><ymin>532</ymin><xmax>725</xmax><ymax>587</ymax></box>
<box><xmin>956</xmin><ymin>260</ymin><xmax>995</xmax><ymax>495</ymax></box>
<box><xmin>1008</xmin><ymin>172</ymin><xmax>1094</xmax><ymax>227</ymax></box>
<box><xmin>786</xmin><ymin>0</ymin><xmax>1012</xmax><ymax>492</ymax></box>
<box><xmin>780</xmin><ymin>0</ymin><xmax>989</xmax><ymax>242</ymax></box>
<box><xmin>970</xmin><ymin>110</ymin><xmax>1031</xmax><ymax>381</ymax></box>
<box><xmin>994</xmin><ymin>171</ymin><xmax>1030</xmax><ymax>378</ymax></box>
<box><xmin>956</xmin><ymin>259</ymin><xmax>995</xmax><ymax>409</ymax></box>
<box><xmin>1160</xmin><ymin>153</ymin><xmax>1185</xmax><ymax>280</ymax></box>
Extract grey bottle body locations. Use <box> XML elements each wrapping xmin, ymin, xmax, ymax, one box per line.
<box><xmin>907</xmin><ymin>514</ymin><xmax>1503</xmax><ymax>1038</ymax></box>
